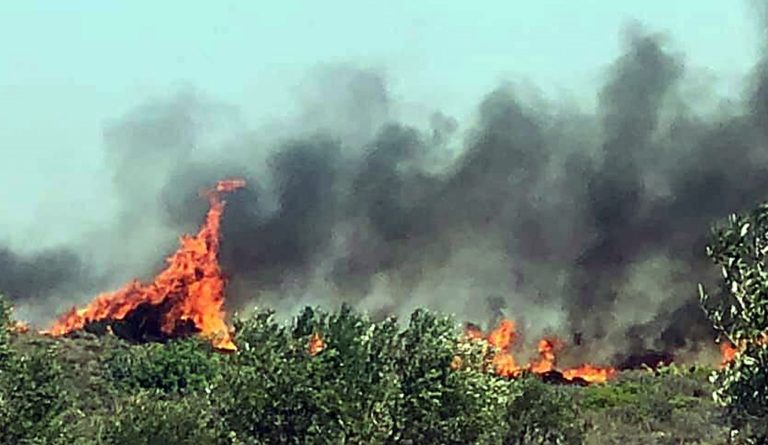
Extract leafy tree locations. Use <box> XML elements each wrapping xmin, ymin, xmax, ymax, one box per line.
<box><xmin>0</xmin><ymin>343</ymin><xmax>74</xmax><ymax>444</ymax></box>
<box><xmin>104</xmin><ymin>337</ymin><xmax>222</xmax><ymax>394</ymax></box>
<box><xmin>216</xmin><ymin>305</ymin><xmax>404</xmax><ymax>444</ymax></box>
<box><xmin>700</xmin><ymin>204</ymin><xmax>768</xmax><ymax>443</ymax></box>
<box><xmin>390</xmin><ymin>309</ymin><xmax>514</xmax><ymax>445</ymax></box>
<box><xmin>504</xmin><ymin>376</ymin><xmax>584</xmax><ymax>445</ymax></box>
<box><xmin>87</xmin><ymin>392</ymin><xmax>230</xmax><ymax>445</ymax></box>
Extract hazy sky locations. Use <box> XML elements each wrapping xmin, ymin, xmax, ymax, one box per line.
<box><xmin>0</xmin><ymin>1</ymin><xmax>761</xmax><ymax>249</ymax></box>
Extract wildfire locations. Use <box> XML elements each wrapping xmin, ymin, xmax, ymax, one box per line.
<box><xmin>529</xmin><ymin>338</ymin><xmax>562</xmax><ymax>374</ymax></box>
<box><xmin>720</xmin><ymin>341</ymin><xmax>739</xmax><ymax>368</ymax></box>
<box><xmin>11</xmin><ymin>321</ymin><xmax>29</xmax><ymax>334</ymax></box>
<box><xmin>486</xmin><ymin>319</ymin><xmax>522</xmax><ymax>377</ymax></box>
<box><xmin>308</xmin><ymin>332</ymin><xmax>326</xmax><ymax>356</ymax></box>
<box><xmin>719</xmin><ymin>333</ymin><xmax>768</xmax><ymax>368</ymax></box>
<box><xmin>465</xmin><ymin>319</ymin><xmax>616</xmax><ymax>384</ymax></box>
<box><xmin>562</xmin><ymin>364</ymin><xmax>617</xmax><ymax>384</ymax></box>
<box><xmin>44</xmin><ymin>178</ymin><xmax>246</xmax><ymax>351</ymax></box>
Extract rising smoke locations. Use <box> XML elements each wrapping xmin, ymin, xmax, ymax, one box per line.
<box><xmin>3</xmin><ymin>24</ymin><xmax>768</xmax><ymax>365</ymax></box>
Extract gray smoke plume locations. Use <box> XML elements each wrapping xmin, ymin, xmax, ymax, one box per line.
<box><xmin>5</xmin><ymin>24</ymin><xmax>768</xmax><ymax>366</ymax></box>
<box><xmin>0</xmin><ymin>247</ymin><xmax>85</xmax><ymax>302</ymax></box>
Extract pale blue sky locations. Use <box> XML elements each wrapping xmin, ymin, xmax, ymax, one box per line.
<box><xmin>0</xmin><ymin>1</ymin><xmax>761</xmax><ymax>247</ymax></box>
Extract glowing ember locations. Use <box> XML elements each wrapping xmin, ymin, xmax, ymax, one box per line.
<box><xmin>719</xmin><ymin>334</ymin><xmax>768</xmax><ymax>368</ymax></box>
<box><xmin>44</xmin><ymin>178</ymin><xmax>245</xmax><ymax>351</ymax></box>
<box><xmin>464</xmin><ymin>319</ymin><xmax>616</xmax><ymax>384</ymax></box>
<box><xmin>720</xmin><ymin>341</ymin><xmax>739</xmax><ymax>368</ymax></box>
<box><xmin>308</xmin><ymin>332</ymin><xmax>325</xmax><ymax>356</ymax></box>
<box><xmin>464</xmin><ymin>322</ymin><xmax>485</xmax><ymax>341</ymax></box>
<box><xmin>11</xmin><ymin>321</ymin><xmax>29</xmax><ymax>334</ymax></box>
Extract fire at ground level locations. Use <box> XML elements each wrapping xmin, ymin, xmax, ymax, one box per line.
<box><xmin>19</xmin><ymin>178</ymin><xmax>748</xmax><ymax>385</ymax></box>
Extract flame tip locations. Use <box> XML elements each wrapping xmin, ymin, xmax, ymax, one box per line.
<box><xmin>46</xmin><ymin>178</ymin><xmax>240</xmax><ymax>350</ymax></box>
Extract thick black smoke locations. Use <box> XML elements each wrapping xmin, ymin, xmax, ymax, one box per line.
<box><xmin>6</xmin><ymin>24</ymin><xmax>768</xmax><ymax>364</ymax></box>
<box><xmin>0</xmin><ymin>247</ymin><xmax>85</xmax><ymax>301</ymax></box>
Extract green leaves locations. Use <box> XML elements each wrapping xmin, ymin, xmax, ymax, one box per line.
<box><xmin>700</xmin><ymin>203</ymin><xmax>768</xmax><ymax>442</ymax></box>
<box><xmin>104</xmin><ymin>337</ymin><xmax>222</xmax><ymax>394</ymax></box>
<box><xmin>392</xmin><ymin>309</ymin><xmax>515</xmax><ymax>445</ymax></box>
<box><xmin>505</xmin><ymin>377</ymin><xmax>584</xmax><ymax>445</ymax></box>
<box><xmin>216</xmin><ymin>305</ymin><xmax>405</xmax><ymax>444</ymax></box>
<box><xmin>84</xmin><ymin>392</ymin><xmax>230</xmax><ymax>445</ymax></box>
<box><xmin>0</xmin><ymin>295</ymin><xmax>13</xmax><ymax>366</ymax></box>
<box><xmin>0</xmin><ymin>343</ymin><xmax>74</xmax><ymax>445</ymax></box>
<box><xmin>0</xmin><ymin>296</ymin><xmax>732</xmax><ymax>444</ymax></box>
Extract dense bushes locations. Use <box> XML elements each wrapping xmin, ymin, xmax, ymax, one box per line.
<box><xmin>214</xmin><ymin>306</ymin><xmax>523</xmax><ymax>444</ymax></box>
<box><xmin>0</xmin><ymin>298</ymin><xmax>599</xmax><ymax>444</ymax></box>
<box><xmin>105</xmin><ymin>337</ymin><xmax>223</xmax><ymax>394</ymax></box>
<box><xmin>91</xmin><ymin>393</ymin><xmax>230</xmax><ymax>445</ymax></box>
<box><xmin>217</xmin><ymin>306</ymin><xmax>406</xmax><ymax>444</ymax></box>
<box><xmin>0</xmin><ymin>300</ymin><xmax>74</xmax><ymax>445</ymax></box>
<box><xmin>577</xmin><ymin>366</ymin><xmax>725</xmax><ymax>444</ymax></box>
<box><xmin>0</xmin><ymin>293</ymin><xmax>742</xmax><ymax>444</ymax></box>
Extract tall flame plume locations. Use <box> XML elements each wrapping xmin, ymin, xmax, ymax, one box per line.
<box><xmin>44</xmin><ymin>178</ymin><xmax>246</xmax><ymax>351</ymax></box>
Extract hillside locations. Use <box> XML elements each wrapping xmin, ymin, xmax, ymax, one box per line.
<box><xmin>0</xmin><ymin>304</ymin><xmax>736</xmax><ymax>445</ymax></box>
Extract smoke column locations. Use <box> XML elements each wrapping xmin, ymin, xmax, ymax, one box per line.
<box><xmin>4</xmin><ymin>24</ymin><xmax>768</xmax><ymax>365</ymax></box>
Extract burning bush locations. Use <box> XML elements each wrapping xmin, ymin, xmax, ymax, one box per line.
<box><xmin>0</xmin><ymin>177</ymin><xmax>749</xmax><ymax>443</ymax></box>
<box><xmin>45</xmin><ymin>179</ymin><xmax>246</xmax><ymax>351</ymax></box>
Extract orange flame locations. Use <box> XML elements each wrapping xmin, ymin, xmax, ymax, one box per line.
<box><xmin>464</xmin><ymin>322</ymin><xmax>485</xmax><ymax>341</ymax></box>
<box><xmin>44</xmin><ymin>178</ymin><xmax>245</xmax><ymax>351</ymax></box>
<box><xmin>487</xmin><ymin>319</ymin><xmax>517</xmax><ymax>350</ymax></box>
<box><xmin>562</xmin><ymin>364</ymin><xmax>617</xmax><ymax>384</ymax></box>
<box><xmin>529</xmin><ymin>338</ymin><xmax>562</xmax><ymax>374</ymax></box>
<box><xmin>720</xmin><ymin>341</ymin><xmax>739</xmax><ymax>368</ymax></box>
<box><xmin>308</xmin><ymin>332</ymin><xmax>326</xmax><ymax>356</ymax></box>
<box><xmin>719</xmin><ymin>334</ymin><xmax>768</xmax><ymax>368</ymax></box>
<box><xmin>486</xmin><ymin>320</ymin><xmax>523</xmax><ymax>377</ymax></box>
<box><xmin>11</xmin><ymin>321</ymin><xmax>29</xmax><ymax>334</ymax></box>
<box><xmin>464</xmin><ymin>319</ymin><xmax>616</xmax><ymax>384</ymax></box>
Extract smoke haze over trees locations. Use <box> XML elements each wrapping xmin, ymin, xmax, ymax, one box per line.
<box><xmin>3</xmin><ymin>19</ymin><xmax>768</xmax><ymax>365</ymax></box>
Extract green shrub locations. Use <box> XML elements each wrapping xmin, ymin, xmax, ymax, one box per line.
<box><xmin>577</xmin><ymin>369</ymin><xmax>727</xmax><ymax>444</ymax></box>
<box><xmin>86</xmin><ymin>391</ymin><xmax>230</xmax><ymax>445</ymax></box>
<box><xmin>700</xmin><ymin>204</ymin><xmax>768</xmax><ymax>443</ymax></box>
<box><xmin>0</xmin><ymin>295</ymin><xmax>11</xmax><ymax>364</ymax></box>
<box><xmin>216</xmin><ymin>305</ymin><xmax>516</xmax><ymax>445</ymax></box>
<box><xmin>104</xmin><ymin>337</ymin><xmax>223</xmax><ymax>394</ymax></box>
<box><xmin>0</xmin><ymin>343</ymin><xmax>75</xmax><ymax>444</ymax></box>
<box><xmin>216</xmin><ymin>305</ymin><xmax>404</xmax><ymax>444</ymax></box>
<box><xmin>504</xmin><ymin>377</ymin><xmax>584</xmax><ymax>445</ymax></box>
<box><xmin>0</xmin><ymin>299</ymin><xmax>736</xmax><ymax>444</ymax></box>
<box><xmin>391</xmin><ymin>309</ymin><xmax>513</xmax><ymax>445</ymax></box>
